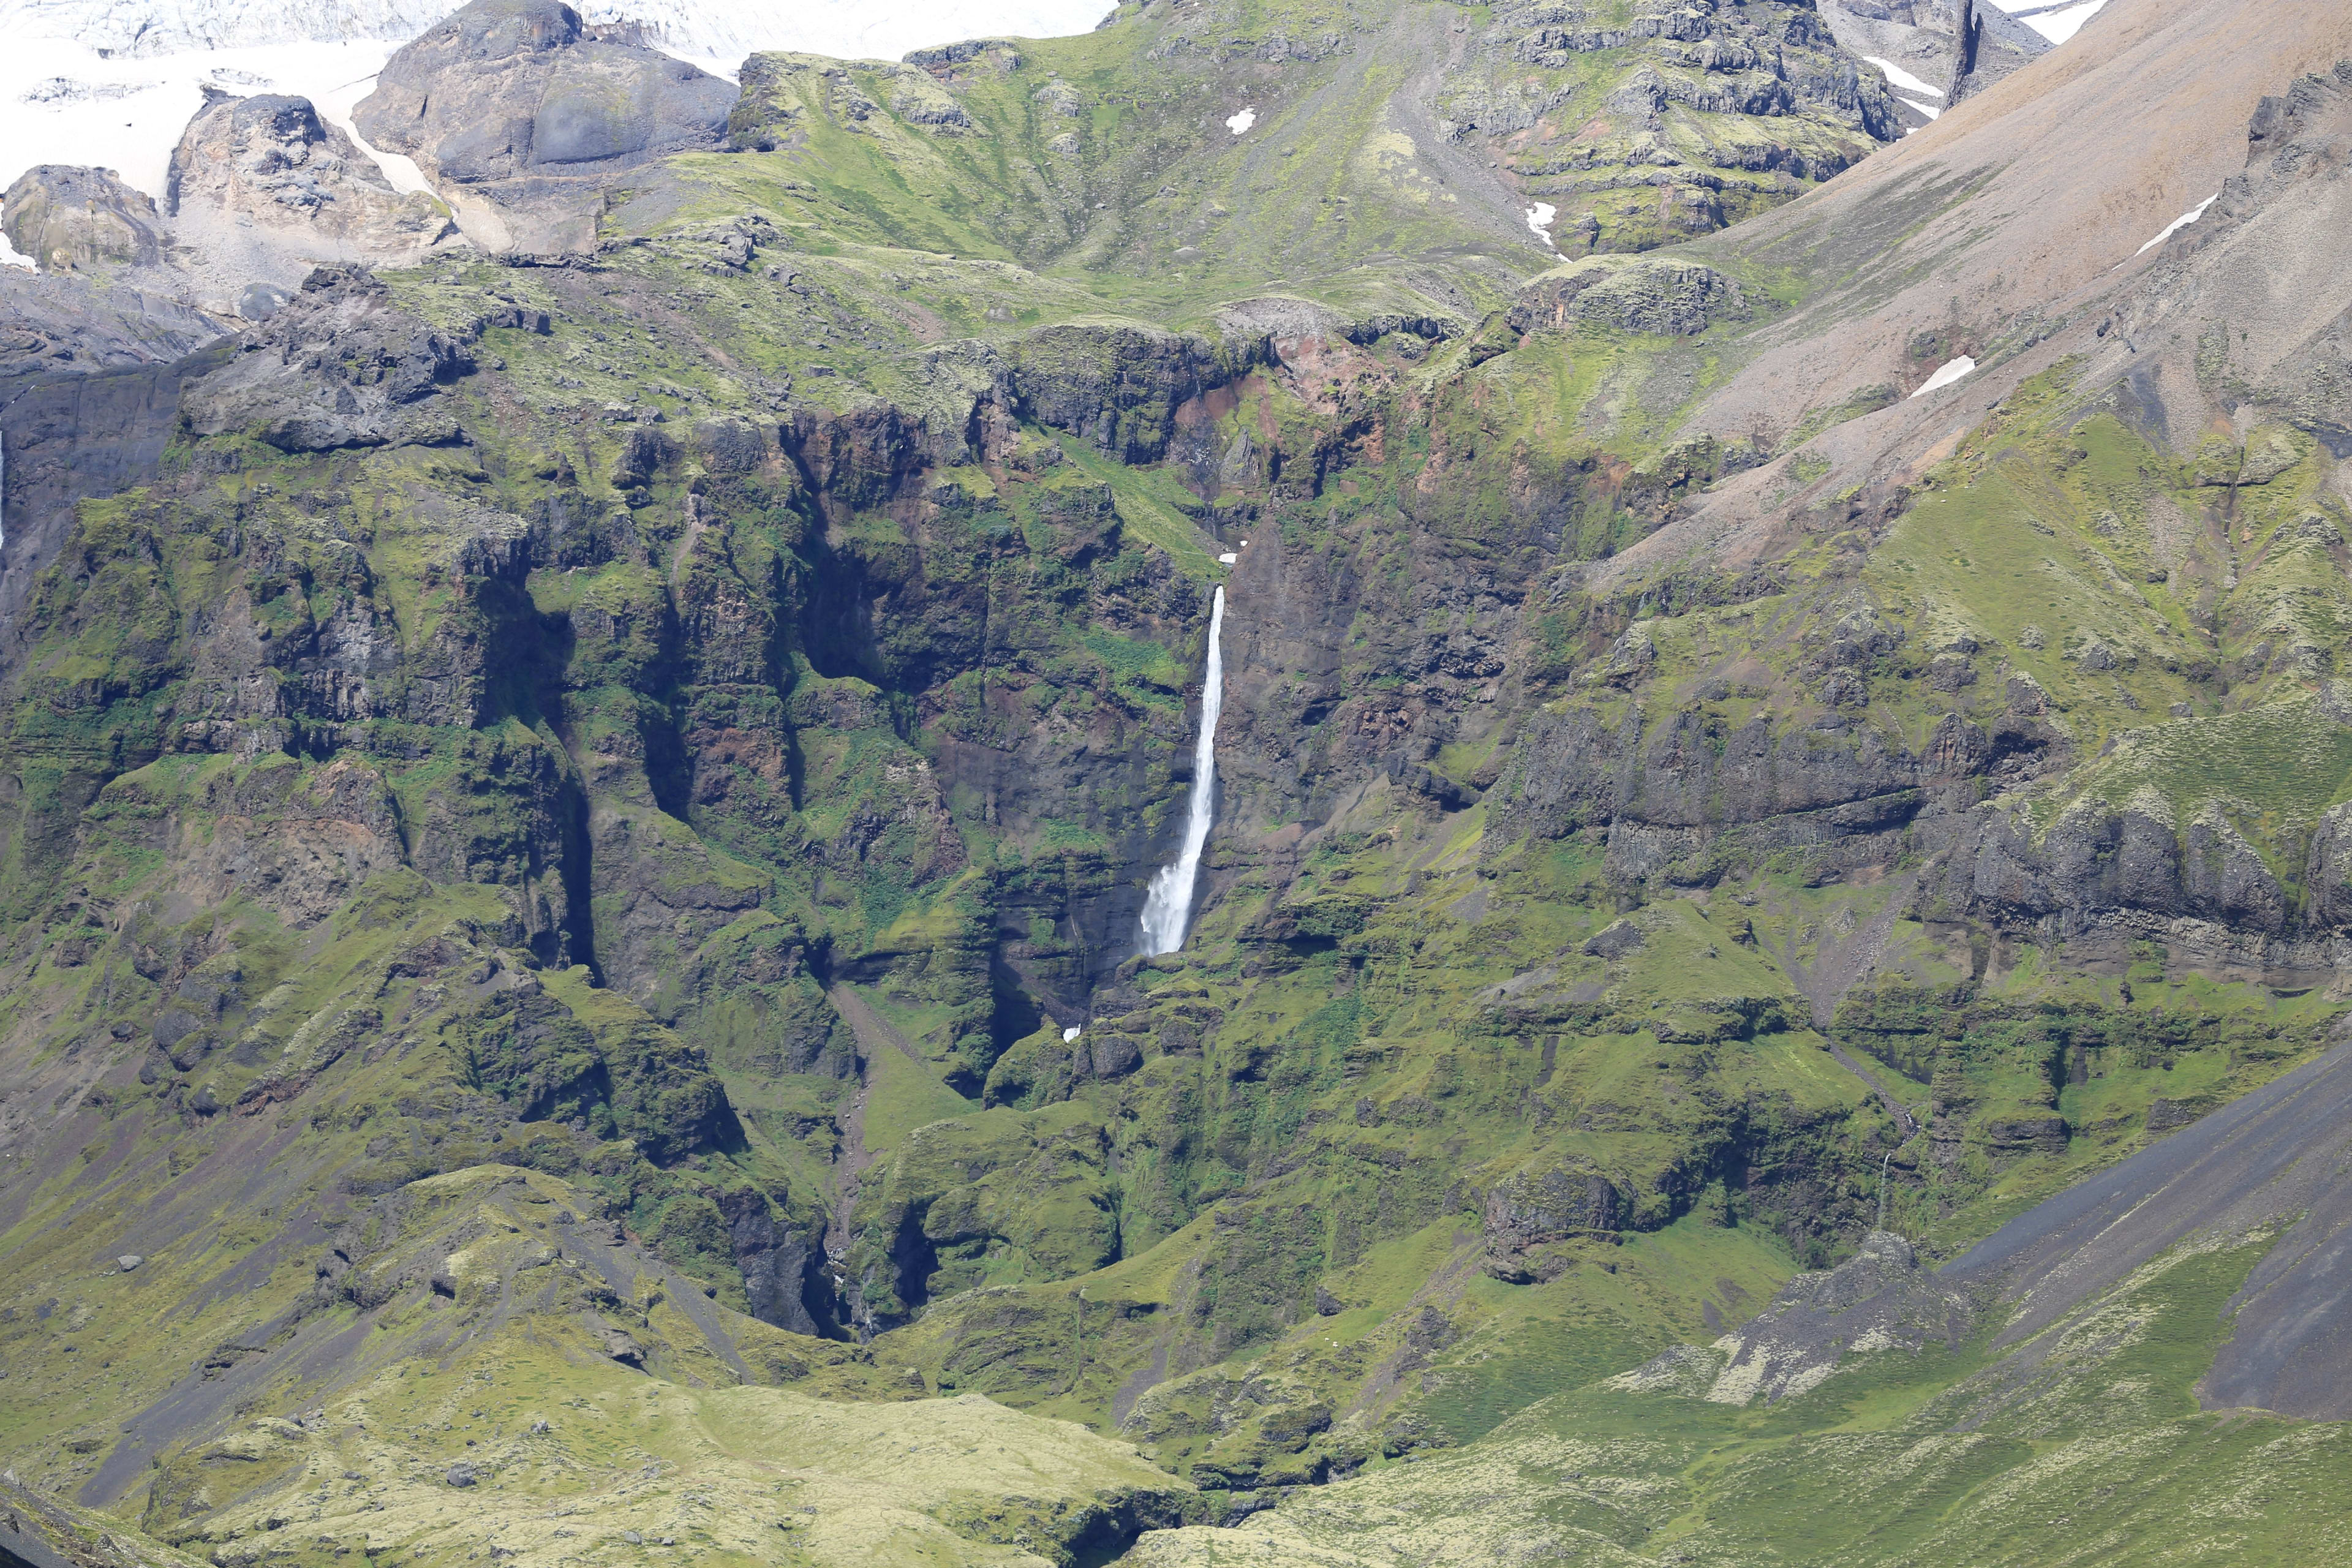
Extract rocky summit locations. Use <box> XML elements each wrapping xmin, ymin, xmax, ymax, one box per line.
<box><xmin>4</xmin><ymin>0</ymin><xmax>2352</xmax><ymax>1562</ymax></box>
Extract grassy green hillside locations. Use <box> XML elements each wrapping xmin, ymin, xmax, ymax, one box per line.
<box><xmin>5</xmin><ymin>1</ymin><xmax>2352</xmax><ymax>1564</ymax></box>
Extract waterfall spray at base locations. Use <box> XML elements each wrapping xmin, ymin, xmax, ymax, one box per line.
<box><xmin>1137</xmin><ymin>584</ymin><xmax>1226</xmax><ymax>956</ymax></box>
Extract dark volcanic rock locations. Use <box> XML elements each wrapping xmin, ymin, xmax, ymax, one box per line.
<box><xmin>1489</xmin><ymin>703</ymin><xmax>1932</xmax><ymax>846</ymax></box>
<box><xmin>1944</xmin><ymin>0</ymin><xmax>2050</xmax><ymax>104</ymax></box>
<box><xmin>1482</xmin><ymin>1159</ymin><xmax>1629</xmax><ymax>1280</ymax></box>
<box><xmin>1917</xmin><ymin>790</ymin><xmax>2319</xmax><ymax>969</ymax></box>
<box><xmin>179</xmin><ymin>265</ymin><xmax>475</xmax><ymax>451</ymax></box>
<box><xmin>1581</xmin><ymin>918</ymin><xmax>1645</xmax><ymax>959</ymax></box>
<box><xmin>720</xmin><ymin>1189</ymin><xmax>828</xmax><ymax>1335</ymax></box>
<box><xmin>353</xmin><ymin>0</ymin><xmax>734</xmax><ymax>252</ymax></box>
<box><xmin>0</xmin><ymin>268</ymin><xmax>221</xmax><ymax>385</ymax></box>
<box><xmin>0</xmin><ymin>268</ymin><xmax>228</xmax><ymax>647</ymax></box>
<box><xmin>1011</xmin><ymin>321</ymin><xmax>1263</xmax><ymax>464</ymax></box>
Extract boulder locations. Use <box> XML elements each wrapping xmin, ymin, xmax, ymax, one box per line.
<box><xmin>167</xmin><ymin>92</ymin><xmax>457</xmax><ymax>289</ymax></box>
<box><xmin>1582</xmin><ymin>918</ymin><xmax>1646</xmax><ymax>959</ymax></box>
<box><xmin>1</xmin><ymin>166</ymin><xmax>165</xmax><ymax>274</ymax></box>
<box><xmin>353</xmin><ymin>0</ymin><xmax>734</xmax><ymax>252</ymax></box>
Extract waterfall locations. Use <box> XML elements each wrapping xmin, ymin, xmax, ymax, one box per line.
<box><xmin>1138</xmin><ymin>585</ymin><xmax>1226</xmax><ymax>956</ymax></box>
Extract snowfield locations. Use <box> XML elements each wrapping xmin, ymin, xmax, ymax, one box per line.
<box><xmin>0</xmin><ymin>37</ymin><xmax>413</xmax><ymax>200</ymax></box>
<box><xmin>0</xmin><ymin>0</ymin><xmax>1119</xmax><ymax>196</ymax></box>
<box><xmin>0</xmin><ymin>0</ymin><xmax>1120</xmax><ymax>61</ymax></box>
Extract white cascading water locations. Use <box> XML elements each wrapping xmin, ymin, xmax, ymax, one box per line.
<box><xmin>1137</xmin><ymin>585</ymin><xmax>1226</xmax><ymax>956</ymax></box>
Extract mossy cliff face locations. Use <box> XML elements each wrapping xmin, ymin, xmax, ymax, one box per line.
<box><xmin>6</xmin><ymin>1</ymin><xmax>2352</xmax><ymax>1563</ymax></box>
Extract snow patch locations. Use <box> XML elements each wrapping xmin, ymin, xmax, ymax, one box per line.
<box><xmin>2135</xmin><ymin>191</ymin><xmax>2218</xmax><ymax>257</ymax></box>
<box><xmin>1988</xmin><ymin>0</ymin><xmax>2109</xmax><ymax>45</ymax></box>
<box><xmin>1910</xmin><ymin>356</ymin><xmax>1977</xmax><ymax>398</ymax></box>
<box><xmin>1525</xmin><ymin>201</ymin><xmax>1555</xmax><ymax>246</ymax></box>
<box><xmin>1062</xmin><ymin>1026</ymin><xmax>1080</xmax><ymax>1042</ymax></box>
<box><xmin>1898</xmin><ymin>97</ymin><xmax>1940</xmax><ymax>121</ymax></box>
<box><xmin>0</xmin><ymin>230</ymin><xmax>32</xmax><ymax>268</ymax></box>
<box><xmin>307</xmin><ymin>67</ymin><xmax>433</xmax><ymax>194</ymax></box>
<box><xmin>1225</xmin><ymin>105</ymin><xmax>1255</xmax><ymax>135</ymax></box>
<box><xmin>1861</xmin><ymin>55</ymin><xmax>1942</xmax><ymax>97</ymax></box>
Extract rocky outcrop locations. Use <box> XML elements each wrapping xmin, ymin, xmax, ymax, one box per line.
<box><xmin>1452</xmin><ymin>0</ymin><xmax>1900</xmax><ymax>254</ymax></box>
<box><xmin>1925</xmin><ymin>793</ymin><xmax>2291</xmax><ymax>936</ymax></box>
<box><xmin>0</xmin><ymin>268</ymin><xmax>228</xmax><ymax>647</ymax></box>
<box><xmin>179</xmin><ymin>266</ymin><xmax>475</xmax><ymax>451</ymax></box>
<box><xmin>1819</xmin><ymin>0</ymin><xmax>2047</xmax><ymax>125</ymax></box>
<box><xmin>1905</xmin><ymin>755</ymin><xmax>2352</xmax><ymax>987</ymax></box>
<box><xmin>1943</xmin><ymin>0</ymin><xmax>2051</xmax><ymax>104</ymax></box>
<box><xmin>167</xmin><ymin>92</ymin><xmax>457</xmax><ymax>296</ymax></box>
<box><xmin>1011</xmin><ymin>322</ymin><xmax>1265</xmax><ymax>465</ymax></box>
<box><xmin>1</xmin><ymin>165</ymin><xmax>167</xmax><ymax>274</ymax></box>
<box><xmin>726</xmin><ymin>50</ymin><xmax>981</xmax><ymax>151</ymax></box>
<box><xmin>1507</xmin><ymin>259</ymin><xmax>1751</xmax><ymax>337</ymax></box>
<box><xmin>846</xmin><ymin>1109</ymin><xmax>1121</xmax><ymax>1327</ymax></box>
<box><xmin>722</xmin><ymin>1188</ymin><xmax>830</xmax><ymax>1335</ymax></box>
<box><xmin>353</xmin><ymin>0</ymin><xmax>735</xmax><ymax>252</ymax></box>
<box><xmin>1488</xmin><ymin>689</ymin><xmax>2352</xmax><ymax>979</ymax></box>
<box><xmin>1482</xmin><ymin>1160</ymin><xmax>1628</xmax><ymax>1281</ymax></box>
<box><xmin>1487</xmin><ymin>703</ymin><xmax>1940</xmax><ymax>859</ymax></box>
<box><xmin>1614</xmin><ymin>1232</ymin><xmax>1973</xmax><ymax>1404</ymax></box>
<box><xmin>4</xmin><ymin>108</ymin><xmax>458</xmax><ymax>316</ymax></box>
<box><xmin>0</xmin><ymin>268</ymin><xmax>220</xmax><ymax>387</ymax></box>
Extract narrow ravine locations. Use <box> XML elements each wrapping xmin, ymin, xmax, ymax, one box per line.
<box><xmin>820</xmin><ymin>985</ymin><xmax>879</xmax><ymax>1302</ymax></box>
<box><xmin>1773</xmin><ymin>876</ymin><xmax>1925</xmax><ymax>1136</ymax></box>
<box><xmin>818</xmin><ymin>983</ymin><xmax>945</xmax><ymax>1305</ymax></box>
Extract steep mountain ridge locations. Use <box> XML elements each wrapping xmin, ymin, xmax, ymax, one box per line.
<box><xmin>3</xmin><ymin>0</ymin><xmax>2352</xmax><ymax>1563</ymax></box>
